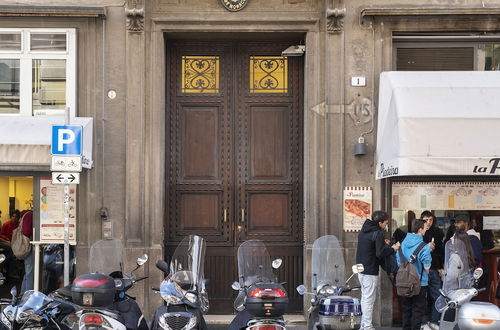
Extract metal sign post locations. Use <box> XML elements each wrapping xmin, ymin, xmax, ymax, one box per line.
<box><xmin>64</xmin><ymin>108</ymin><xmax>70</xmax><ymax>287</ymax></box>
<box><xmin>63</xmin><ymin>183</ymin><xmax>70</xmax><ymax>286</ymax></box>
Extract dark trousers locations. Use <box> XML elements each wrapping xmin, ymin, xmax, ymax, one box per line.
<box><xmin>402</xmin><ymin>286</ymin><xmax>428</xmax><ymax>330</ymax></box>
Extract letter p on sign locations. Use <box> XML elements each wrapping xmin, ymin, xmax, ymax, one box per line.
<box><xmin>52</xmin><ymin>125</ymin><xmax>83</xmax><ymax>155</ymax></box>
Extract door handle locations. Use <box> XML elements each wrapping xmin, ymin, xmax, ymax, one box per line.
<box><xmin>223</xmin><ymin>209</ymin><xmax>228</xmax><ymax>223</ymax></box>
<box><xmin>241</xmin><ymin>209</ymin><xmax>245</xmax><ymax>223</ymax></box>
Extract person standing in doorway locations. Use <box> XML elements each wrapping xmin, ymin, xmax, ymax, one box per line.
<box><xmin>397</xmin><ymin>219</ymin><xmax>432</xmax><ymax>330</ymax></box>
<box><xmin>356</xmin><ymin>210</ymin><xmax>400</xmax><ymax>330</ymax></box>
<box><xmin>20</xmin><ymin>209</ymin><xmax>33</xmax><ymax>293</ymax></box>
<box><xmin>455</xmin><ymin>215</ymin><xmax>483</xmax><ymax>267</ymax></box>
<box><xmin>420</xmin><ymin>211</ymin><xmax>442</xmax><ymax>330</ymax></box>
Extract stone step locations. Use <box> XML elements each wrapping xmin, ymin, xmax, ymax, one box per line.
<box><xmin>205</xmin><ymin>314</ymin><xmax>306</xmax><ymax>330</ymax></box>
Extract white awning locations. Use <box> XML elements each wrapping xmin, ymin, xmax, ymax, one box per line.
<box><xmin>0</xmin><ymin>117</ymin><xmax>93</xmax><ymax>168</ymax></box>
<box><xmin>376</xmin><ymin>71</ymin><xmax>500</xmax><ymax>179</ymax></box>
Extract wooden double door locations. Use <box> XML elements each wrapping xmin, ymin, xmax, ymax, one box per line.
<box><xmin>165</xmin><ymin>40</ymin><xmax>304</xmax><ymax>313</ymax></box>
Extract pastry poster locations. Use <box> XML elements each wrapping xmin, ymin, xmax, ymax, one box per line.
<box><xmin>392</xmin><ymin>182</ymin><xmax>500</xmax><ymax>211</ymax></box>
<box><xmin>39</xmin><ymin>178</ymin><xmax>77</xmax><ymax>244</ymax></box>
<box><xmin>344</xmin><ymin>187</ymin><xmax>372</xmax><ymax>232</ymax></box>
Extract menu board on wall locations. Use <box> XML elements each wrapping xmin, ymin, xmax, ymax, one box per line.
<box><xmin>39</xmin><ymin>178</ymin><xmax>77</xmax><ymax>244</ymax></box>
<box><xmin>392</xmin><ymin>182</ymin><xmax>500</xmax><ymax>211</ymax></box>
<box><xmin>343</xmin><ymin>186</ymin><xmax>372</xmax><ymax>232</ymax></box>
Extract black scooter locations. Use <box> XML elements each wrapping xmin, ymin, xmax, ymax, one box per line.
<box><xmin>229</xmin><ymin>240</ymin><xmax>288</xmax><ymax>330</ymax></box>
<box><xmin>151</xmin><ymin>235</ymin><xmax>209</xmax><ymax>330</ymax></box>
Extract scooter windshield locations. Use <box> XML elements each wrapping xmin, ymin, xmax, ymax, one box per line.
<box><xmin>237</xmin><ymin>240</ymin><xmax>276</xmax><ymax>286</ymax></box>
<box><xmin>89</xmin><ymin>239</ymin><xmax>125</xmax><ymax>275</ymax></box>
<box><xmin>17</xmin><ymin>291</ymin><xmax>51</xmax><ymax>316</ymax></box>
<box><xmin>442</xmin><ymin>237</ymin><xmax>473</xmax><ymax>292</ymax></box>
<box><xmin>169</xmin><ymin>235</ymin><xmax>206</xmax><ymax>292</ymax></box>
<box><xmin>311</xmin><ymin>235</ymin><xmax>345</xmax><ymax>289</ymax></box>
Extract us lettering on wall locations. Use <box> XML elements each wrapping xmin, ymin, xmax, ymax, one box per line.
<box><xmin>343</xmin><ymin>186</ymin><xmax>372</xmax><ymax>232</ymax></box>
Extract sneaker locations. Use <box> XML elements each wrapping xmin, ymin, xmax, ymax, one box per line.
<box><xmin>421</xmin><ymin>323</ymin><xmax>432</xmax><ymax>330</ymax></box>
<box><xmin>428</xmin><ymin>322</ymin><xmax>439</xmax><ymax>330</ymax></box>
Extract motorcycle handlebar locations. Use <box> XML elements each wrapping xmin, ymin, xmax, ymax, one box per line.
<box><xmin>134</xmin><ymin>276</ymin><xmax>148</xmax><ymax>282</ymax></box>
<box><xmin>152</xmin><ymin>287</ymin><xmax>160</xmax><ymax>292</ymax></box>
<box><xmin>156</xmin><ymin>260</ymin><xmax>169</xmax><ymax>273</ymax></box>
<box><xmin>477</xmin><ymin>287</ymin><xmax>486</xmax><ymax>293</ymax></box>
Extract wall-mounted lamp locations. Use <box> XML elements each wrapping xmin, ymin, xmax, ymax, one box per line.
<box><xmin>281</xmin><ymin>45</ymin><xmax>306</xmax><ymax>57</ymax></box>
<box><xmin>354</xmin><ymin>136</ymin><xmax>367</xmax><ymax>156</ymax></box>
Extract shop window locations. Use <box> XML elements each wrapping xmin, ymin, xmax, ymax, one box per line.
<box><xmin>478</xmin><ymin>44</ymin><xmax>500</xmax><ymax>70</ymax></box>
<box><xmin>0</xmin><ymin>29</ymin><xmax>76</xmax><ymax>116</ymax></box>
<box><xmin>391</xmin><ymin>181</ymin><xmax>500</xmax><ymax>248</ymax></box>
<box><xmin>393</xmin><ymin>34</ymin><xmax>500</xmax><ymax>71</ymax></box>
<box><xmin>249</xmin><ymin>56</ymin><xmax>288</xmax><ymax>93</ymax></box>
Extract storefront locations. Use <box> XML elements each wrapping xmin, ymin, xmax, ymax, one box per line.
<box><xmin>376</xmin><ymin>71</ymin><xmax>500</xmax><ymax>313</ymax></box>
<box><xmin>0</xmin><ymin>116</ymin><xmax>92</xmax><ymax>293</ymax></box>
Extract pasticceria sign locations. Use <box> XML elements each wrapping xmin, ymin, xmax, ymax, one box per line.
<box><xmin>220</xmin><ymin>0</ymin><xmax>249</xmax><ymax>12</ymax></box>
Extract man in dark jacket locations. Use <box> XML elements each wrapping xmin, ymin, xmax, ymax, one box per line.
<box><xmin>356</xmin><ymin>210</ymin><xmax>400</xmax><ymax>330</ymax></box>
<box><xmin>421</xmin><ymin>211</ymin><xmax>442</xmax><ymax>330</ymax></box>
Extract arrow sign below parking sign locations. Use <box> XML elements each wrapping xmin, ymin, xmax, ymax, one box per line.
<box><xmin>52</xmin><ymin>125</ymin><xmax>83</xmax><ymax>155</ymax></box>
<box><xmin>52</xmin><ymin>172</ymin><xmax>80</xmax><ymax>185</ymax></box>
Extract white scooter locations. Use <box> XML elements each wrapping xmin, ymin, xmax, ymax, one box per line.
<box><xmin>435</xmin><ymin>237</ymin><xmax>500</xmax><ymax>330</ymax></box>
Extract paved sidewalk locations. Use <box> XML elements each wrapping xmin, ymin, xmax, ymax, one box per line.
<box><xmin>205</xmin><ymin>314</ymin><xmax>402</xmax><ymax>329</ymax></box>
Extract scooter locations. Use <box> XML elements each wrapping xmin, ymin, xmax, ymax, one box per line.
<box><xmin>151</xmin><ymin>235</ymin><xmax>209</xmax><ymax>330</ymax></box>
<box><xmin>0</xmin><ymin>286</ymin><xmax>79</xmax><ymax>330</ymax></box>
<box><xmin>296</xmin><ymin>235</ymin><xmax>363</xmax><ymax>330</ymax></box>
<box><xmin>52</xmin><ymin>239</ymin><xmax>149</xmax><ymax>330</ymax></box>
<box><xmin>435</xmin><ymin>237</ymin><xmax>500</xmax><ymax>330</ymax></box>
<box><xmin>228</xmin><ymin>240</ymin><xmax>288</xmax><ymax>330</ymax></box>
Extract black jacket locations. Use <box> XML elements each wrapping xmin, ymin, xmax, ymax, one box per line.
<box><xmin>356</xmin><ymin>219</ymin><xmax>394</xmax><ymax>275</ymax></box>
<box><xmin>423</xmin><ymin>225</ymin><xmax>445</xmax><ymax>270</ymax></box>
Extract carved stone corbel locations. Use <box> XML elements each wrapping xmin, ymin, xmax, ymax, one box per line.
<box><xmin>125</xmin><ymin>1</ymin><xmax>144</xmax><ymax>32</ymax></box>
<box><xmin>326</xmin><ymin>7</ymin><xmax>346</xmax><ymax>33</ymax></box>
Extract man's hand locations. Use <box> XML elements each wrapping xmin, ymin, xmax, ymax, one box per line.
<box><xmin>385</xmin><ymin>239</ymin><xmax>391</xmax><ymax>245</ymax></box>
<box><xmin>428</xmin><ymin>241</ymin><xmax>435</xmax><ymax>251</ymax></box>
<box><xmin>392</xmin><ymin>241</ymin><xmax>400</xmax><ymax>251</ymax></box>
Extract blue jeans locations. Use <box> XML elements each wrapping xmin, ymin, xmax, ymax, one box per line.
<box><xmin>423</xmin><ymin>269</ymin><xmax>442</xmax><ymax>324</ymax></box>
<box><xmin>21</xmin><ymin>250</ymin><xmax>34</xmax><ymax>293</ymax></box>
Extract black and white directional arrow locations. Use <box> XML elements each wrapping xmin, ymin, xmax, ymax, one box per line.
<box><xmin>52</xmin><ymin>172</ymin><xmax>80</xmax><ymax>185</ymax></box>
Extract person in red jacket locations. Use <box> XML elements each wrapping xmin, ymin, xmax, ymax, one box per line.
<box><xmin>0</xmin><ymin>210</ymin><xmax>21</xmax><ymax>241</ymax></box>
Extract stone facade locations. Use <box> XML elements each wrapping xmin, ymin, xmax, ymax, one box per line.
<box><xmin>2</xmin><ymin>0</ymin><xmax>500</xmax><ymax>324</ymax></box>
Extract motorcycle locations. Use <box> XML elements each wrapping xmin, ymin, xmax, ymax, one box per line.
<box><xmin>435</xmin><ymin>237</ymin><xmax>500</xmax><ymax>330</ymax></box>
<box><xmin>0</xmin><ymin>286</ymin><xmax>79</xmax><ymax>330</ymax></box>
<box><xmin>52</xmin><ymin>239</ymin><xmax>149</xmax><ymax>330</ymax></box>
<box><xmin>151</xmin><ymin>235</ymin><xmax>209</xmax><ymax>330</ymax></box>
<box><xmin>228</xmin><ymin>240</ymin><xmax>288</xmax><ymax>330</ymax></box>
<box><xmin>296</xmin><ymin>235</ymin><xmax>363</xmax><ymax>330</ymax></box>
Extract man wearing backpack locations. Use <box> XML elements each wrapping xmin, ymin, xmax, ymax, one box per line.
<box><xmin>356</xmin><ymin>210</ymin><xmax>400</xmax><ymax>330</ymax></box>
<box><xmin>396</xmin><ymin>219</ymin><xmax>432</xmax><ymax>330</ymax></box>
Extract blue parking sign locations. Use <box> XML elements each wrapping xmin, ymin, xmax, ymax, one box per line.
<box><xmin>52</xmin><ymin>125</ymin><xmax>83</xmax><ymax>155</ymax></box>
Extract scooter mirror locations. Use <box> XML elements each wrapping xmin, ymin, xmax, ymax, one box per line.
<box><xmin>296</xmin><ymin>284</ymin><xmax>307</xmax><ymax>295</ymax></box>
<box><xmin>10</xmin><ymin>286</ymin><xmax>17</xmax><ymax>298</ymax></box>
<box><xmin>231</xmin><ymin>281</ymin><xmax>241</xmax><ymax>291</ymax></box>
<box><xmin>137</xmin><ymin>254</ymin><xmax>148</xmax><ymax>266</ymax></box>
<box><xmin>473</xmin><ymin>267</ymin><xmax>483</xmax><ymax>280</ymax></box>
<box><xmin>272</xmin><ymin>258</ymin><xmax>283</xmax><ymax>269</ymax></box>
<box><xmin>439</xmin><ymin>289</ymin><xmax>447</xmax><ymax>298</ymax></box>
<box><xmin>0</xmin><ymin>254</ymin><xmax>5</xmax><ymax>264</ymax></box>
<box><xmin>352</xmin><ymin>264</ymin><xmax>364</xmax><ymax>274</ymax></box>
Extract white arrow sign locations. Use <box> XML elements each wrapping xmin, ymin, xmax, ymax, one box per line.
<box><xmin>52</xmin><ymin>172</ymin><xmax>80</xmax><ymax>185</ymax></box>
<box><xmin>51</xmin><ymin>156</ymin><xmax>82</xmax><ymax>172</ymax></box>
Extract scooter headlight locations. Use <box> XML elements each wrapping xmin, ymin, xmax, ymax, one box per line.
<box><xmin>326</xmin><ymin>288</ymin><xmax>334</xmax><ymax>295</ymax></box>
<box><xmin>160</xmin><ymin>281</ymin><xmax>184</xmax><ymax>305</ymax></box>
<box><xmin>184</xmin><ymin>316</ymin><xmax>197</xmax><ymax>330</ymax></box>
<box><xmin>185</xmin><ymin>292</ymin><xmax>197</xmax><ymax>304</ymax></box>
<box><xmin>1</xmin><ymin>310</ymin><xmax>12</xmax><ymax>328</ymax></box>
